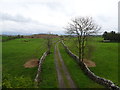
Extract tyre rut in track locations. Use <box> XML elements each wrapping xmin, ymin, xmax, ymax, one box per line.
<box><xmin>54</xmin><ymin>42</ymin><xmax>76</xmax><ymax>88</ymax></box>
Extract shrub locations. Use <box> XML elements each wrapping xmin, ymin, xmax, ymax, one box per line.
<box><xmin>2</xmin><ymin>74</ymin><xmax>35</xmax><ymax>88</ymax></box>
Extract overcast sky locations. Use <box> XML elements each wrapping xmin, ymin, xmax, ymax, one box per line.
<box><xmin>0</xmin><ymin>0</ymin><xmax>119</xmax><ymax>35</ymax></box>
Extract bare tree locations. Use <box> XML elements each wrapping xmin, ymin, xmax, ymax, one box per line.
<box><xmin>65</xmin><ymin>16</ymin><xmax>101</xmax><ymax>62</ymax></box>
<box><xmin>46</xmin><ymin>32</ymin><xmax>52</xmax><ymax>54</ymax></box>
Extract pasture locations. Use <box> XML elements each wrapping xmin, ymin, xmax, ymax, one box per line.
<box><xmin>2</xmin><ymin>38</ymin><xmax>55</xmax><ymax>87</ymax></box>
<box><xmin>64</xmin><ymin>37</ymin><xmax>119</xmax><ymax>86</ymax></box>
<box><xmin>2</xmin><ymin>36</ymin><xmax>17</xmax><ymax>42</ymax></box>
<box><xmin>2</xmin><ymin>36</ymin><xmax>119</xmax><ymax>88</ymax></box>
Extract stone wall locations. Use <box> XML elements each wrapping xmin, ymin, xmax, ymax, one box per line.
<box><xmin>34</xmin><ymin>51</ymin><xmax>49</xmax><ymax>83</ymax></box>
<box><xmin>61</xmin><ymin>41</ymin><xmax>120</xmax><ymax>90</ymax></box>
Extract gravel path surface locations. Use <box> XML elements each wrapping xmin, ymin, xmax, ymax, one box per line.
<box><xmin>54</xmin><ymin>42</ymin><xmax>76</xmax><ymax>88</ymax></box>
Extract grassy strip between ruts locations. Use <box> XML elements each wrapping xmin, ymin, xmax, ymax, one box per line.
<box><xmin>56</xmin><ymin>44</ymin><xmax>71</xmax><ymax>88</ymax></box>
<box><xmin>58</xmin><ymin>42</ymin><xmax>103</xmax><ymax>88</ymax></box>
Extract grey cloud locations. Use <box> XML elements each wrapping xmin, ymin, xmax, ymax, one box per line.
<box><xmin>42</xmin><ymin>2</ymin><xmax>63</xmax><ymax>11</ymax></box>
<box><xmin>0</xmin><ymin>12</ymin><xmax>64</xmax><ymax>35</ymax></box>
<box><xmin>41</xmin><ymin>2</ymin><xmax>76</xmax><ymax>16</ymax></box>
<box><xmin>96</xmin><ymin>15</ymin><xmax>112</xmax><ymax>23</ymax></box>
<box><xmin>0</xmin><ymin>12</ymin><xmax>32</xmax><ymax>22</ymax></box>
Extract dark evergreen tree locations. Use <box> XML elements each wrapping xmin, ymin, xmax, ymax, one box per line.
<box><xmin>103</xmin><ymin>31</ymin><xmax>120</xmax><ymax>42</ymax></box>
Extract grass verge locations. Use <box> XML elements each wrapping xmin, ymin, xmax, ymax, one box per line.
<box><xmin>58</xmin><ymin>42</ymin><xmax>103</xmax><ymax>88</ymax></box>
<box><xmin>38</xmin><ymin>42</ymin><xmax>58</xmax><ymax>88</ymax></box>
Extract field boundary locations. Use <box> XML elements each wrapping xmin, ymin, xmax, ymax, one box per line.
<box><xmin>61</xmin><ymin>40</ymin><xmax>120</xmax><ymax>90</ymax></box>
<box><xmin>34</xmin><ymin>50</ymin><xmax>49</xmax><ymax>83</ymax></box>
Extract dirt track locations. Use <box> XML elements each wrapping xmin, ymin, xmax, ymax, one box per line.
<box><xmin>54</xmin><ymin>42</ymin><xmax>76</xmax><ymax>88</ymax></box>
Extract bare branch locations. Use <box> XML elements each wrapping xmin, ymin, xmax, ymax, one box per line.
<box><xmin>65</xmin><ymin>16</ymin><xmax>101</xmax><ymax>62</ymax></box>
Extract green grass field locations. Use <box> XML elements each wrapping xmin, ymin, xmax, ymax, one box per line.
<box><xmin>2</xmin><ymin>36</ymin><xmax>16</xmax><ymax>42</ymax></box>
<box><xmin>2</xmin><ymin>37</ymin><xmax>59</xmax><ymax>88</ymax></box>
<box><xmin>3</xmin><ymin>38</ymin><xmax>47</xmax><ymax>77</ymax></box>
<box><xmin>64</xmin><ymin>37</ymin><xmax>119</xmax><ymax>86</ymax></box>
<box><xmin>2</xmin><ymin>36</ymin><xmax>119</xmax><ymax>88</ymax></box>
<box><xmin>0</xmin><ymin>39</ymin><xmax>1</xmax><ymax>87</ymax></box>
<box><xmin>2</xmin><ymin>38</ymin><xmax>45</xmax><ymax>87</ymax></box>
<box><xmin>2</xmin><ymin>36</ymin><xmax>9</xmax><ymax>41</ymax></box>
<box><xmin>90</xmin><ymin>37</ymin><xmax>119</xmax><ymax>85</ymax></box>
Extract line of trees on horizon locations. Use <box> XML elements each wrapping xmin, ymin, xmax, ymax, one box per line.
<box><xmin>103</xmin><ymin>31</ymin><xmax>120</xmax><ymax>42</ymax></box>
<box><xmin>2</xmin><ymin>35</ymin><xmax>23</xmax><ymax>42</ymax></box>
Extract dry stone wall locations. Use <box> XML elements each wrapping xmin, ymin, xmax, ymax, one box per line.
<box><xmin>61</xmin><ymin>40</ymin><xmax>120</xmax><ymax>90</ymax></box>
<box><xmin>34</xmin><ymin>51</ymin><xmax>49</xmax><ymax>83</ymax></box>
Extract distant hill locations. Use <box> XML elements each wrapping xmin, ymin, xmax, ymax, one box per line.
<box><xmin>23</xmin><ymin>34</ymin><xmax>59</xmax><ymax>38</ymax></box>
